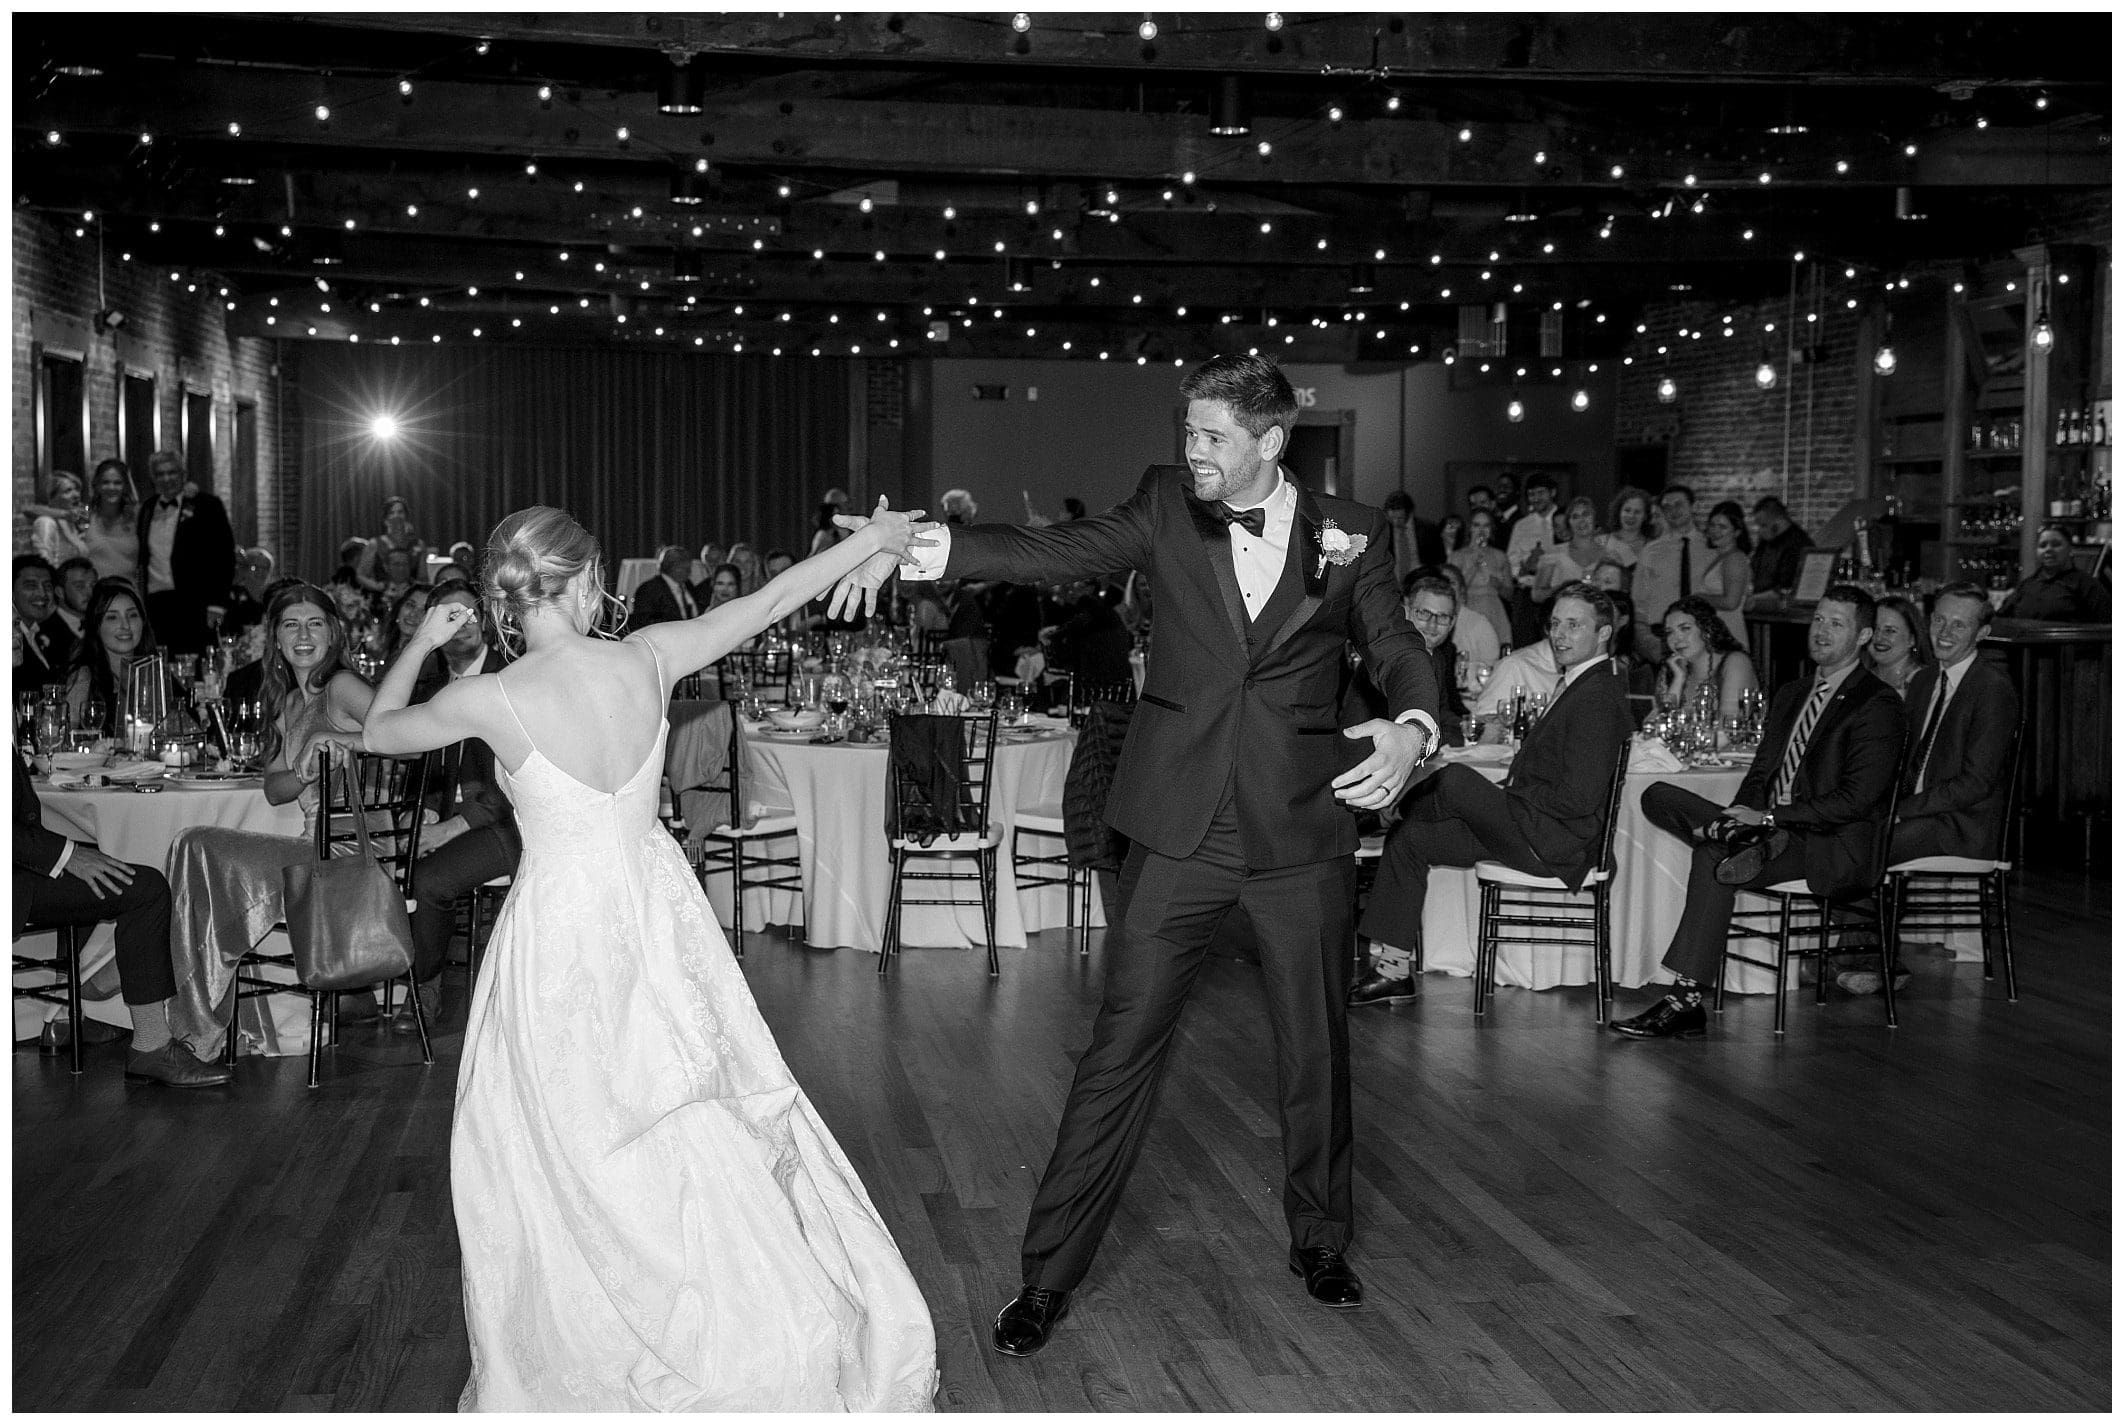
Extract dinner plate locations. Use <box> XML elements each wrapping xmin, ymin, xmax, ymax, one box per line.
<box><xmin>751</xmin><ymin>729</ymin><xmax>818</xmax><ymax>742</ymax></box>
<box><xmin>167</xmin><ymin>770</ymin><xmax>260</xmax><ymax>786</ymax></box>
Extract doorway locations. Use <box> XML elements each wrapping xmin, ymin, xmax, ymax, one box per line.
<box><xmin>1283</xmin><ymin>410</ymin><xmax>1356</xmax><ymax>496</ymax></box>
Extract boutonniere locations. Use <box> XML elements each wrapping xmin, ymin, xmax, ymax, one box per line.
<box><xmin>1315</xmin><ymin>519</ymin><xmax>1368</xmax><ymax>577</ymax></box>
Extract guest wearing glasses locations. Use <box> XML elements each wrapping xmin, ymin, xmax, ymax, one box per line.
<box><xmin>1350</xmin><ymin>584</ymin><xmax>1634</xmax><ymax>1005</ymax></box>
<box><xmin>1613</xmin><ymin>585</ymin><xmax>1905</xmax><ymax>1040</ymax></box>
<box><xmin>1398</xmin><ymin>574</ymin><xmax>1469</xmax><ymax>742</ymax></box>
<box><xmin>1838</xmin><ymin>583</ymin><xmax>2019</xmax><ymax>998</ymax></box>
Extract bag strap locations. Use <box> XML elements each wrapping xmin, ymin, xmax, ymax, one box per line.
<box><xmin>315</xmin><ymin>747</ymin><xmax>381</xmax><ymax>862</ymax></box>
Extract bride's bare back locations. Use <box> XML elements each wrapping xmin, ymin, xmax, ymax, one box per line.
<box><xmin>490</xmin><ymin>637</ymin><xmax>669</xmax><ymax>793</ymax></box>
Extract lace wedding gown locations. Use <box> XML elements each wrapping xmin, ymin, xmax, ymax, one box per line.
<box><xmin>454</xmin><ymin>672</ymin><xmax>938</xmax><ymax>1411</ymax></box>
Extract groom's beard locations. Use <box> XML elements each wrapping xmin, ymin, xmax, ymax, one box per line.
<box><xmin>1189</xmin><ymin>459</ymin><xmax>1268</xmax><ymax>505</ymax></box>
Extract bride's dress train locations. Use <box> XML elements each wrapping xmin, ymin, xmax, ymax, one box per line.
<box><xmin>453</xmin><ymin>694</ymin><xmax>937</xmax><ymax>1411</ymax></box>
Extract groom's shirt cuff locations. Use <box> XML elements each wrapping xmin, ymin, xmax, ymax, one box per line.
<box><xmin>900</xmin><ymin>526</ymin><xmax>952</xmax><ymax>582</ymax></box>
<box><xmin>1394</xmin><ymin>708</ymin><xmax>1440</xmax><ymax>744</ymax></box>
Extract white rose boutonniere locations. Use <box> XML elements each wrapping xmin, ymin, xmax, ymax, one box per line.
<box><xmin>1315</xmin><ymin>519</ymin><xmax>1368</xmax><ymax>577</ymax></box>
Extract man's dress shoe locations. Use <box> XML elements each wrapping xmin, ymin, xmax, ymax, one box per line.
<box><xmin>124</xmin><ymin>1043</ymin><xmax>235</xmax><ymax>1088</ymax></box>
<box><xmin>38</xmin><ymin>1017</ymin><xmax>126</xmax><ymax>1054</ymax></box>
<box><xmin>1289</xmin><ymin>1246</ymin><xmax>1364</xmax><ymax>1308</ymax></box>
<box><xmin>1608</xmin><ymin>996</ymin><xmax>1709</xmax><ymax>1039</ymax></box>
<box><xmin>991</xmin><ymin>1286</ymin><xmax>1070</xmax><ymax>1357</ymax></box>
<box><xmin>1347</xmin><ymin>970</ymin><xmax>1417</xmax><ymax>1007</ymax></box>
<box><xmin>1713</xmin><ymin>829</ymin><xmax>1791</xmax><ymax>886</ymax></box>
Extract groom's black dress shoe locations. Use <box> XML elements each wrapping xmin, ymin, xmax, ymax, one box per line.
<box><xmin>991</xmin><ymin>1285</ymin><xmax>1070</xmax><ymax>1357</ymax></box>
<box><xmin>1289</xmin><ymin>1246</ymin><xmax>1364</xmax><ymax>1308</ymax></box>
<box><xmin>1608</xmin><ymin>996</ymin><xmax>1708</xmax><ymax>1039</ymax></box>
<box><xmin>1348</xmin><ymin>970</ymin><xmax>1416</xmax><ymax>1007</ymax></box>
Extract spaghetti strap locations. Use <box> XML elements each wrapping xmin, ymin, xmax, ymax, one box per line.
<box><xmin>642</xmin><ymin>637</ymin><xmax>666</xmax><ymax>694</ymax></box>
<box><xmin>494</xmin><ymin>674</ymin><xmax>534</xmax><ymax>743</ymax></box>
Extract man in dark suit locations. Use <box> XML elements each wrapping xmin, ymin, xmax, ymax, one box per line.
<box><xmin>1381</xmin><ymin>491</ymin><xmax>1445</xmax><ymax>585</ymax></box>
<box><xmin>14</xmin><ymin>555</ymin><xmax>77</xmax><ymax>693</ymax></box>
<box><xmin>404</xmin><ymin>582</ymin><xmax>518</xmax><ymax>1026</ymax></box>
<box><xmin>14</xmin><ymin>706</ymin><xmax>229</xmax><ymax>1086</ymax></box>
<box><xmin>858</xmin><ymin>354</ymin><xmax>1441</xmax><ymax>1350</ymax></box>
<box><xmin>1837</xmin><ymin>582</ymin><xmax>2018</xmax><ymax>996</ymax></box>
<box><xmin>1350</xmin><ymin>583</ymin><xmax>1634</xmax><ymax>1003</ymax></box>
<box><xmin>135</xmin><ymin>448</ymin><xmax>236</xmax><ymax>654</ymax></box>
<box><xmin>629</xmin><ymin>545</ymin><xmax>706</xmax><ymax>628</ymax></box>
<box><xmin>1041</xmin><ymin>578</ymin><xmax>1135</xmax><ymax>690</ymax></box>
<box><xmin>1613</xmin><ymin>584</ymin><xmax>1906</xmax><ymax>1039</ymax></box>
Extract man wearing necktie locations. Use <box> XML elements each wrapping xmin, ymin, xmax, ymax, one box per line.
<box><xmin>628</xmin><ymin>545</ymin><xmax>708</xmax><ymax>628</ymax></box>
<box><xmin>1350</xmin><ymin>583</ymin><xmax>1634</xmax><ymax>1005</ymax></box>
<box><xmin>133</xmin><ymin>449</ymin><xmax>235</xmax><ymax>655</ymax></box>
<box><xmin>1833</xmin><ymin>583</ymin><xmax>2019</xmax><ymax>997</ymax></box>
<box><xmin>1631</xmin><ymin>485</ymin><xmax>1710</xmax><ymax>666</ymax></box>
<box><xmin>1615</xmin><ymin>584</ymin><xmax>1905</xmax><ymax>1039</ymax></box>
<box><xmin>850</xmin><ymin>354</ymin><xmax>1440</xmax><ymax>1352</ymax></box>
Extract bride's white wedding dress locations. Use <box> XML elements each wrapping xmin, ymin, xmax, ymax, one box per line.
<box><xmin>454</xmin><ymin>659</ymin><xmax>937</xmax><ymax>1411</ymax></box>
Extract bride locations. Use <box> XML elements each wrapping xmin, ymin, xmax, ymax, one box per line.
<box><xmin>362</xmin><ymin>500</ymin><xmax>939</xmax><ymax>1411</ymax></box>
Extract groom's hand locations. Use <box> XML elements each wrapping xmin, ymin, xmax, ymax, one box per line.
<box><xmin>1332</xmin><ymin>718</ymin><xmax>1434</xmax><ymax>811</ymax></box>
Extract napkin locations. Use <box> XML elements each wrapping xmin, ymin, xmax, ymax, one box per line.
<box><xmin>50</xmin><ymin>751</ymin><xmax>108</xmax><ymax>772</ymax></box>
<box><xmin>107</xmin><ymin>760</ymin><xmax>169</xmax><ymax>783</ymax></box>
<box><xmin>1627</xmin><ymin>736</ymin><xmax>1688</xmax><ymax>774</ymax></box>
<box><xmin>1016</xmin><ymin>713</ymin><xmax>1070</xmax><ymax>731</ymax></box>
<box><xmin>1014</xmin><ymin>649</ymin><xmax>1047</xmax><ymax>683</ymax></box>
<box><xmin>929</xmin><ymin>689</ymin><xmax>971</xmax><ymax>715</ymax></box>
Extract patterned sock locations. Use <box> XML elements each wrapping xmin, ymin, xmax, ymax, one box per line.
<box><xmin>127</xmin><ymin>999</ymin><xmax>172</xmax><ymax>1053</ymax></box>
<box><xmin>1671</xmin><ymin>977</ymin><xmax>1703</xmax><ymax>1007</ymax></box>
<box><xmin>1370</xmin><ymin>941</ymin><xmax>1411</xmax><ymax>979</ymax></box>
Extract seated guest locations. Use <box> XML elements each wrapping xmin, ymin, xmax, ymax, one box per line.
<box><xmin>1838</xmin><ymin>583</ymin><xmax>2019</xmax><ymax>997</ymax></box>
<box><xmin>14</xmin><ymin>555</ymin><xmax>77</xmax><ymax>693</ymax></box>
<box><xmin>430</xmin><ymin>561</ymin><xmax>469</xmax><ymax>588</ymax></box>
<box><xmin>1998</xmin><ymin>524</ymin><xmax>2107</xmax><ymax>622</ymax></box>
<box><xmin>631</xmin><ymin>545</ymin><xmax>708</xmax><ymax>627</ymax></box>
<box><xmin>1656</xmin><ymin>595</ymin><xmax>1760</xmax><ymax>721</ymax></box>
<box><xmin>1428</xmin><ymin>564</ymin><xmax>1500</xmax><ymax>697</ymax></box>
<box><xmin>387</xmin><ymin>584</ymin><xmax>432</xmax><ymax>658</ymax></box>
<box><xmin>401</xmin><ymin>582</ymin><xmax>518</xmax><ymax>1027</ymax></box>
<box><xmin>375</xmin><ymin>545</ymin><xmax>422</xmax><ymax>611</ymax></box>
<box><xmin>14</xmin><ymin>728</ymin><xmax>230</xmax><ymax>1086</ymax></box>
<box><xmin>1864</xmin><ymin>594</ymin><xmax>1933</xmax><ymax>699</ymax></box>
<box><xmin>216</xmin><ymin>547</ymin><xmax>275</xmax><ymax>639</ymax></box>
<box><xmin>1397</xmin><ymin>574</ymin><xmax>1469</xmax><ymax>744</ymax></box>
<box><xmin>1349</xmin><ymin>584</ymin><xmax>1634</xmax><ymax>1004</ymax></box>
<box><xmin>166</xmin><ymin>583</ymin><xmax>377</xmax><ymax>1053</ymax></box>
<box><xmin>1042</xmin><ymin>578</ymin><xmax>1134</xmax><ymax>690</ymax></box>
<box><xmin>703</xmin><ymin>562</ymin><xmax>744</xmax><ymax>610</ymax></box>
<box><xmin>1612</xmin><ymin>585</ymin><xmax>1905</xmax><ymax>1040</ymax></box>
<box><xmin>63</xmin><ymin>580</ymin><xmax>157</xmax><ymax>737</ymax></box>
<box><xmin>54</xmin><ymin>556</ymin><xmax>96</xmax><ymax>640</ymax></box>
<box><xmin>1743</xmin><ymin>496</ymin><xmax>1813</xmax><ymax>611</ymax></box>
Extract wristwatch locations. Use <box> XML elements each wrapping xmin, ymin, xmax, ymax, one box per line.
<box><xmin>1760</xmin><ymin>810</ymin><xmax>1777</xmax><ymax>828</ymax></box>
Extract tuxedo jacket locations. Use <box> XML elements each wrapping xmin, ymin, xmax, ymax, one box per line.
<box><xmin>630</xmin><ymin>573</ymin><xmax>706</xmax><ymax>629</ymax></box>
<box><xmin>941</xmin><ymin>465</ymin><xmax>1439</xmax><ymax>868</ymax></box>
<box><xmin>1501</xmin><ymin>658</ymin><xmax>1634</xmax><ymax>890</ymax></box>
<box><xmin>1895</xmin><ymin>656</ymin><xmax>2019</xmax><ymax>858</ymax></box>
<box><xmin>412</xmin><ymin>644</ymin><xmax>516</xmax><ymax>833</ymax></box>
<box><xmin>1735</xmin><ymin>666</ymin><xmax>1906</xmax><ymax>897</ymax></box>
<box><xmin>15</xmin><ymin>613</ymin><xmax>77</xmax><ymax>691</ymax></box>
<box><xmin>135</xmin><ymin>492</ymin><xmax>237</xmax><ymax>610</ymax></box>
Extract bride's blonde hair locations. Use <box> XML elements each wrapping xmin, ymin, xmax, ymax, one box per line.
<box><xmin>481</xmin><ymin>506</ymin><xmax>627</xmax><ymax>653</ymax></box>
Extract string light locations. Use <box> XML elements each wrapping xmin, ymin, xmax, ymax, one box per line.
<box><xmin>1011</xmin><ymin>12</ymin><xmax>1031</xmax><ymax>32</ymax></box>
<box><xmin>1137</xmin><ymin>18</ymin><xmax>1157</xmax><ymax>41</ymax></box>
<box><xmin>1264</xmin><ymin>11</ymin><xmax>1282</xmax><ymax>30</ymax></box>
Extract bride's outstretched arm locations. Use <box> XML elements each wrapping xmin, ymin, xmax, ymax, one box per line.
<box><xmin>362</xmin><ymin>602</ymin><xmax>509</xmax><ymax>756</ymax></box>
<box><xmin>635</xmin><ymin>497</ymin><xmax>937</xmax><ymax>681</ymax></box>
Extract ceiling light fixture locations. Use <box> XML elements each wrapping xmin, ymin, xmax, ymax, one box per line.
<box><xmin>1210</xmin><ymin>76</ymin><xmax>1250</xmax><ymax>136</ymax></box>
<box><xmin>658</xmin><ymin>56</ymin><xmax>706</xmax><ymax>114</ymax></box>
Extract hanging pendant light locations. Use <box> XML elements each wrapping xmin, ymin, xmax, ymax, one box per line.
<box><xmin>1657</xmin><ymin>375</ymin><xmax>1679</xmax><ymax>404</ymax></box>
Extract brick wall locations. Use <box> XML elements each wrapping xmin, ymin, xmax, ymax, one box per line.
<box><xmin>13</xmin><ymin>211</ymin><xmax>283</xmax><ymax>555</ymax></box>
<box><xmin>1612</xmin><ymin>290</ymin><xmax>1862</xmax><ymax>533</ymax></box>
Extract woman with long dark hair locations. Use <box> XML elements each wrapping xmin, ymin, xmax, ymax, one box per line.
<box><xmin>1656</xmin><ymin>593</ymin><xmax>1759</xmax><ymax>721</ymax></box>
<box><xmin>360</xmin><ymin>499</ymin><xmax>939</xmax><ymax>1409</ymax></box>
<box><xmin>165</xmin><ymin>582</ymin><xmax>377</xmax><ymax>1052</ymax></box>
<box><xmin>63</xmin><ymin>579</ymin><xmax>158</xmax><ymax>737</ymax></box>
<box><xmin>1694</xmin><ymin>500</ymin><xmax>1754</xmax><ymax>645</ymax></box>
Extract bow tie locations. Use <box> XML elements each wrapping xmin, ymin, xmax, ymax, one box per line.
<box><xmin>1216</xmin><ymin>504</ymin><xmax>1266</xmax><ymax>538</ymax></box>
<box><xmin>159</xmin><ymin>498</ymin><xmax>181</xmax><ymax>511</ymax></box>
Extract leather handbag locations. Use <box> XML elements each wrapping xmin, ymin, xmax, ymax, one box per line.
<box><xmin>280</xmin><ymin>762</ymin><xmax>416</xmax><ymax>991</ymax></box>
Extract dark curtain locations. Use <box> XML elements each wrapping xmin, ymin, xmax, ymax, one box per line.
<box><xmin>287</xmin><ymin>344</ymin><xmax>857</xmax><ymax>581</ymax></box>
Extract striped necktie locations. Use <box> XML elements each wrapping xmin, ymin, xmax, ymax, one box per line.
<box><xmin>1771</xmin><ymin>677</ymin><xmax>1833</xmax><ymax>805</ymax></box>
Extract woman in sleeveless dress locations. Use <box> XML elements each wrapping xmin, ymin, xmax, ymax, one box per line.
<box><xmin>1655</xmin><ymin>594</ymin><xmax>1759</xmax><ymax>723</ymax></box>
<box><xmin>1449</xmin><ymin>508</ymin><xmax>1514</xmax><ymax>646</ymax></box>
<box><xmin>362</xmin><ymin>499</ymin><xmax>940</xmax><ymax>1412</ymax></box>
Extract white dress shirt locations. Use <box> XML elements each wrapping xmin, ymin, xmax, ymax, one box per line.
<box><xmin>146</xmin><ymin>501</ymin><xmax>181</xmax><ymax>593</ymax></box>
<box><xmin>1506</xmin><ymin>507</ymin><xmax>1559</xmax><ymax>586</ymax></box>
<box><xmin>1472</xmin><ymin>640</ymin><xmax>1560</xmax><ymax>715</ymax></box>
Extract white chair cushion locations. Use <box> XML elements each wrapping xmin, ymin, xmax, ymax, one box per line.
<box><xmin>893</xmin><ymin>822</ymin><xmax>1005</xmax><ymax>851</ymax></box>
<box><xmin>1016</xmin><ymin>805</ymin><xmax>1067</xmax><ymax>835</ymax></box>
<box><xmin>709</xmin><ymin>812</ymin><xmax>800</xmax><ymax>838</ymax></box>
<box><xmin>1474</xmin><ymin>861</ymin><xmax>1607</xmax><ymax>889</ymax></box>
<box><xmin>1889</xmin><ymin>855</ymin><xmax>2007</xmax><ymax>874</ymax></box>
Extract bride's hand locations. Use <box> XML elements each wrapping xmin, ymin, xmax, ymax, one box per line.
<box><xmin>832</xmin><ymin>495</ymin><xmax>939</xmax><ymax>561</ymax></box>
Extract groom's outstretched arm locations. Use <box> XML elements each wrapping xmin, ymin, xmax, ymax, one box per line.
<box><xmin>903</xmin><ymin>487</ymin><xmax>1157</xmax><ymax>589</ymax></box>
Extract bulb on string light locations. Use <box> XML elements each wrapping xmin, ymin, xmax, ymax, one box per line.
<box><xmin>1657</xmin><ymin>376</ymin><xmax>1678</xmax><ymax>404</ymax></box>
<box><xmin>1012</xmin><ymin>12</ymin><xmax>1032</xmax><ymax>32</ymax></box>
<box><xmin>1873</xmin><ymin>344</ymin><xmax>1898</xmax><ymax>376</ymax></box>
<box><xmin>1506</xmin><ymin>398</ymin><xmax>1525</xmax><ymax>423</ymax></box>
<box><xmin>2031</xmin><ymin>309</ymin><xmax>2055</xmax><ymax>354</ymax></box>
<box><xmin>1137</xmin><ymin>18</ymin><xmax>1157</xmax><ymax>41</ymax></box>
<box><xmin>1757</xmin><ymin>359</ymin><xmax>1779</xmax><ymax>389</ymax></box>
<box><xmin>1571</xmin><ymin>389</ymin><xmax>1590</xmax><ymax>412</ymax></box>
<box><xmin>1264</xmin><ymin>11</ymin><xmax>1282</xmax><ymax>30</ymax></box>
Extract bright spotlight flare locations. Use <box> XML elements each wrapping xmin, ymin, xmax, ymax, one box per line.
<box><xmin>369</xmin><ymin>413</ymin><xmax>403</xmax><ymax>440</ymax></box>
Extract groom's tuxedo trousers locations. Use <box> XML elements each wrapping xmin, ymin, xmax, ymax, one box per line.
<box><xmin>932</xmin><ymin>467</ymin><xmax>1439</xmax><ymax>1291</ymax></box>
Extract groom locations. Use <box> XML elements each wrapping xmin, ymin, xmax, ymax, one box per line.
<box><xmin>876</xmin><ymin>355</ymin><xmax>1441</xmax><ymax>1355</ymax></box>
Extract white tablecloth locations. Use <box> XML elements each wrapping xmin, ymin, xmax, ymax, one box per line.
<box><xmin>1413</xmin><ymin>757</ymin><xmax>1782</xmax><ymax>993</ymax></box>
<box><xmin>23</xmin><ymin>779</ymin><xmax>313</xmax><ymax>1048</ymax></box>
<box><xmin>699</xmin><ymin>729</ymin><xmax>1103</xmax><ymax>953</ymax></box>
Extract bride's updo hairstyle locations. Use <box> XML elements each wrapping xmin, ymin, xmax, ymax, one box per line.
<box><xmin>482</xmin><ymin>506</ymin><xmax>626</xmax><ymax>652</ymax></box>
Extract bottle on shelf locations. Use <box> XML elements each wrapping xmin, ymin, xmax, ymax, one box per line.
<box><xmin>2057</xmin><ymin>408</ymin><xmax>2073</xmax><ymax>447</ymax></box>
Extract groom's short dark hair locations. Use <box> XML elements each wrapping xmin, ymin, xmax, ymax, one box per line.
<box><xmin>1180</xmin><ymin>354</ymin><xmax>1298</xmax><ymax>440</ymax></box>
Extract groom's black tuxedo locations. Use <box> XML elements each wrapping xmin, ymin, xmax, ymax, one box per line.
<box><xmin>928</xmin><ymin>464</ymin><xmax>1439</xmax><ymax>1292</ymax></box>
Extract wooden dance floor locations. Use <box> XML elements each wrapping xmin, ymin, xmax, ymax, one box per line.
<box><xmin>14</xmin><ymin>863</ymin><xmax>2110</xmax><ymax>1411</ymax></box>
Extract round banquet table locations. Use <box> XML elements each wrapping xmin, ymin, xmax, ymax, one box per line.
<box><xmin>22</xmin><ymin>777</ymin><xmax>315</xmax><ymax>1050</ymax></box>
<box><xmin>699</xmin><ymin>725</ymin><xmax>1104</xmax><ymax>954</ymax></box>
<box><xmin>1411</xmin><ymin>748</ymin><xmax>1792</xmax><ymax>994</ymax></box>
